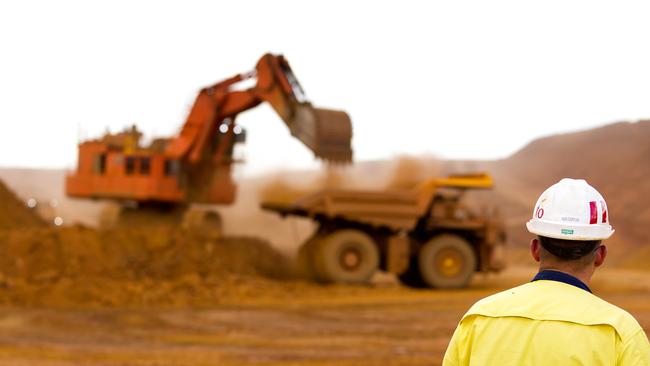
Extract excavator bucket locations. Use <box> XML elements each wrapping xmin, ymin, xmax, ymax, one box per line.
<box><xmin>288</xmin><ymin>104</ymin><xmax>353</xmax><ymax>162</ymax></box>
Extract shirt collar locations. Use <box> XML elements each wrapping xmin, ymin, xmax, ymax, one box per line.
<box><xmin>532</xmin><ymin>269</ymin><xmax>592</xmax><ymax>293</ymax></box>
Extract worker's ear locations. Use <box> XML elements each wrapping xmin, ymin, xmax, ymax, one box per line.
<box><xmin>530</xmin><ymin>238</ymin><xmax>541</xmax><ymax>263</ymax></box>
<box><xmin>594</xmin><ymin>245</ymin><xmax>607</xmax><ymax>268</ymax></box>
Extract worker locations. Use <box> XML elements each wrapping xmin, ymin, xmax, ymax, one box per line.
<box><xmin>443</xmin><ymin>178</ymin><xmax>650</xmax><ymax>365</ymax></box>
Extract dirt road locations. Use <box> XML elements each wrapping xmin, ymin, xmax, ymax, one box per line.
<box><xmin>0</xmin><ymin>266</ymin><xmax>647</xmax><ymax>366</ymax></box>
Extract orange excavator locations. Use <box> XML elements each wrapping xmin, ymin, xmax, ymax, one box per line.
<box><xmin>66</xmin><ymin>53</ymin><xmax>352</xmax><ymax>228</ymax></box>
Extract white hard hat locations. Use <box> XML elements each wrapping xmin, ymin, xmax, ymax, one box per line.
<box><xmin>526</xmin><ymin>178</ymin><xmax>614</xmax><ymax>240</ymax></box>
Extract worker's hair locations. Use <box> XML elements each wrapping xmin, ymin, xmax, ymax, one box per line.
<box><xmin>538</xmin><ymin>236</ymin><xmax>601</xmax><ymax>262</ymax></box>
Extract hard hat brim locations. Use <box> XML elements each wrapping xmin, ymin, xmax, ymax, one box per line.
<box><xmin>526</xmin><ymin>220</ymin><xmax>614</xmax><ymax>241</ymax></box>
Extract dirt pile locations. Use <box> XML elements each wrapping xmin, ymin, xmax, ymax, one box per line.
<box><xmin>0</xmin><ymin>179</ymin><xmax>45</xmax><ymax>229</ymax></box>
<box><xmin>0</xmin><ymin>226</ymin><xmax>293</xmax><ymax>307</ymax></box>
<box><xmin>0</xmin><ymin>177</ymin><xmax>300</xmax><ymax>308</ymax></box>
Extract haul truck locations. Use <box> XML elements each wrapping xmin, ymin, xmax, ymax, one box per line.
<box><xmin>262</xmin><ymin>173</ymin><xmax>506</xmax><ymax>289</ymax></box>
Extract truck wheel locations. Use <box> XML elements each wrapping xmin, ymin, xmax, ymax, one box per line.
<box><xmin>418</xmin><ymin>234</ymin><xmax>476</xmax><ymax>289</ymax></box>
<box><xmin>314</xmin><ymin>229</ymin><xmax>379</xmax><ymax>284</ymax></box>
<box><xmin>295</xmin><ymin>236</ymin><xmax>322</xmax><ymax>279</ymax></box>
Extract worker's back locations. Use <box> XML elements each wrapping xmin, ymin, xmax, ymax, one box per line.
<box><xmin>443</xmin><ymin>279</ymin><xmax>650</xmax><ymax>365</ymax></box>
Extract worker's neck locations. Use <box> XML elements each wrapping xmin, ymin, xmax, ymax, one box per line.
<box><xmin>539</xmin><ymin>264</ymin><xmax>594</xmax><ymax>286</ymax></box>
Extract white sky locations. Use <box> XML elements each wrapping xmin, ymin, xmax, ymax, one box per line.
<box><xmin>2</xmin><ymin>0</ymin><xmax>650</xmax><ymax>177</ymax></box>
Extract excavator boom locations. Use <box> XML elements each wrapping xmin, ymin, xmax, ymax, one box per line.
<box><xmin>165</xmin><ymin>53</ymin><xmax>352</xmax><ymax>164</ymax></box>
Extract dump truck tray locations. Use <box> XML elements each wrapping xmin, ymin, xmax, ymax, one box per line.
<box><xmin>261</xmin><ymin>189</ymin><xmax>429</xmax><ymax>231</ymax></box>
<box><xmin>261</xmin><ymin>173</ymin><xmax>495</xmax><ymax>232</ymax></box>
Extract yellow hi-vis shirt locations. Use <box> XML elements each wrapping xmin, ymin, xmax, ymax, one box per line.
<box><xmin>443</xmin><ymin>280</ymin><xmax>650</xmax><ymax>365</ymax></box>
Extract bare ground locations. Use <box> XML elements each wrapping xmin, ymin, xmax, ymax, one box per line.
<box><xmin>0</xmin><ymin>266</ymin><xmax>647</xmax><ymax>366</ymax></box>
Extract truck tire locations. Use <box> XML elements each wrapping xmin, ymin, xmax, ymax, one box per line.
<box><xmin>418</xmin><ymin>234</ymin><xmax>476</xmax><ymax>289</ymax></box>
<box><xmin>295</xmin><ymin>236</ymin><xmax>322</xmax><ymax>280</ymax></box>
<box><xmin>313</xmin><ymin>229</ymin><xmax>379</xmax><ymax>284</ymax></box>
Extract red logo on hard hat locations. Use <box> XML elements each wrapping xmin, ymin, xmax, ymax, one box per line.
<box><xmin>536</xmin><ymin>206</ymin><xmax>544</xmax><ymax>219</ymax></box>
<box><xmin>589</xmin><ymin>201</ymin><xmax>597</xmax><ymax>224</ymax></box>
<box><xmin>601</xmin><ymin>200</ymin><xmax>607</xmax><ymax>223</ymax></box>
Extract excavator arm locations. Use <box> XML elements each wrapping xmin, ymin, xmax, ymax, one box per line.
<box><xmin>165</xmin><ymin>53</ymin><xmax>353</xmax><ymax>164</ymax></box>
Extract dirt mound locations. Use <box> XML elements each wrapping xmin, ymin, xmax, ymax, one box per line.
<box><xmin>0</xmin><ymin>175</ymin><xmax>300</xmax><ymax>308</ymax></box>
<box><xmin>0</xmin><ymin>226</ymin><xmax>293</xmax><ymax>307</ymax></box>
<box><xmin>0</xmin><ymin>179</ymin><xmax>45</xmax><ymax>229</ymax></box>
